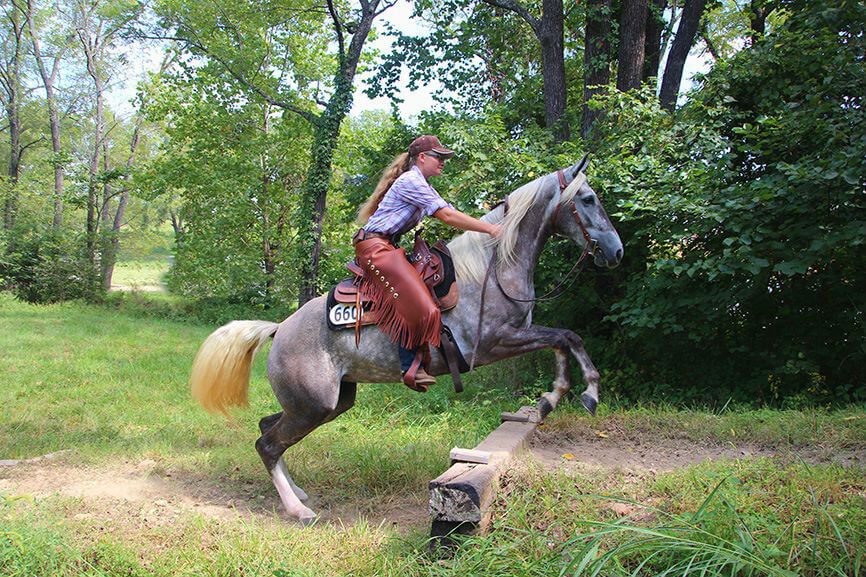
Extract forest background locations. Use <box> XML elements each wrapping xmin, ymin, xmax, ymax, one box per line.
<box><xmin>1</xmin><ymin>0</ymin><xmax>863</xmax><ymax>407</ymax></box>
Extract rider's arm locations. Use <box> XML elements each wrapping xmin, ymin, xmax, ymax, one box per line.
<box><xmin>433</xmin><ymin>207</ymin><xmax>502</xmax><ymax>238</ymax></box>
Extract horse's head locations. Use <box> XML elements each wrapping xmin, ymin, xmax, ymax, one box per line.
<box><xmin>552</xmin><ymin>156</ymin><xmax>623</xmax><ymax>269</ymax></box>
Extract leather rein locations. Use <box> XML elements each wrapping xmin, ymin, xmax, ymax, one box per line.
<box><xmin>470</xmin><ymin>170</ymin><xmax>597</xmax><ymax>369</ymax></box>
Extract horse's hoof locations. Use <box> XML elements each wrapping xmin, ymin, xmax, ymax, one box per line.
<box><xmin>580</xmin><ymin>393</ymin><xmax>597</xmax><ymax>416</ymax></box>
<box><xmin>537</xmin><ymin>397</ymin><xmax>554</xmax><ymax>421</ymax></box>
<box><xmin>299</xmin><ymin>514</ymin><xmax>318</xmax><ymax>527</ymax></box>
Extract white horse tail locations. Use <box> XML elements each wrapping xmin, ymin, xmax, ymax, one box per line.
<box><xmin>190</xmin><ymin>320</ymin><xmax>279</xmax><ymax>416</ymax></box>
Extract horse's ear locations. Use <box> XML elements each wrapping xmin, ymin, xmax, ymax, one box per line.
<box><xmin>566</xmin><ymin>153</ymin><xmax>590</xmax><ymax>181</ymax></box>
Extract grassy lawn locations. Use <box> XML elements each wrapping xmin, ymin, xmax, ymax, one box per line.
<box><xmin>1</xmin><ymin>293</ymin><xmax>864</xmax><ymax>576</ymax></box>
<box><xmin>111</xmin><ymin>259</ymin><xmax>170</xmax><ymax>290</ymax></box>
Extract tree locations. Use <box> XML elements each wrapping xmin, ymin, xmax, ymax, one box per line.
<box><xmin>1</xmin><ymin>0</ymin><xmax>27</xmax><ymax>229</ymax></box>
<box><xmin>616</xmin><ymin>0</ymin><xmax>648</xmax><ymax>91</ymax></box>
<box><xmin>659</xmin><ymin>0</ymin><xmax>707</xmax><ymax>111</ymax></box>
<box><xmin>581</xmin><ymin>0</ymin><xmax>612</xmax><ymax>138</ymax></box>
<box><xmin>479</xmin><ymin>0</ymin><xmax>569</xmax><ymax>141</ymax></box>
<box><xmin>151</xmin><ymin>0</ymin><xmax>395</xmax><ymax>306</ymax></box>
<box><xmin>137</xmin><ymin>58</ymin><xmax>313</xmax><ymax>303</ymax></box>
<box><xmin>23</xmin><ymin>0</ymin><xmax>75</xmax><ymax>229</ymax></box>
<box><xmin>74</xmin><ymin>0</ymin><xmax>142</xmax><ymax>274</ymax></box>
<box><xmin>642</xmin><ymin>0</ymin><xmax>666</xmax><ymax>82</ymax></box>
<box><xmin>606</xmin><ymin>0</ymin><xmax>866</xmax><ymax>402</ymax></box>
<box><xmin>99</xmin><ymin>53</ymin><xmax>172</xmax><ymax>290</ymax></box>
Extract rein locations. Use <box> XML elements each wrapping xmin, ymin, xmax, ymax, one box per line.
<box><xmin>470</xmin><ymin>170</ymin><xmax>596</xmax><ymax>369</ymax></box>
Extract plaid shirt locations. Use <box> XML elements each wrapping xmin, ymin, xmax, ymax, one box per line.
<box><xmin>365</xmin><ymin>166</ymin><xmax>452</xmax><ymax>236</ymax></box>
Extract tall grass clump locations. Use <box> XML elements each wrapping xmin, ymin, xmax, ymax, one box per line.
<box><xmin>563</xmin><ymin>477</ymin><xmax>865</xmax><ymax>577</ymax></box>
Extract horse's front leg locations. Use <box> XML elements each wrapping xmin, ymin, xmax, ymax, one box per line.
<box><xmin>489</xmin><ymin>325</ymin><xmax>600</xmax><ymax>418</ymax></box>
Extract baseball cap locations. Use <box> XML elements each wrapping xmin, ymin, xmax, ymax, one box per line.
<box><xmin>408</xmin><ymin>135</ymin><xmax>455</xmax><ymax>158</ymax></box>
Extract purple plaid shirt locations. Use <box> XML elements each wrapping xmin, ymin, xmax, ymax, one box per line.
<box><xmin>364</xmin><ymin>166</ymin><xmax>452</xmax><ymax>236</ymax></box>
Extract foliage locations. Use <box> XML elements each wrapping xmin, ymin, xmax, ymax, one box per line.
<box><xmin>587</xmin><ymin>0</ymin><xmax>866</xmax><ymax>404</ymax></box>
<box><xmin>0</xmin><ymin>228</ymin><xmax>98</xmax><ymax>303</ymax></box>
<box><xmin>367</xmin><ymin>0</ymin><xmax>586</xmax><ymax>135</ymax></box>
<box><xmin>137</xmin><ymin>66</ymin><xmax>313</xmax><ymax>306</ymax></box>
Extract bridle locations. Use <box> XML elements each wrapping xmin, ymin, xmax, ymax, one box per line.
<box><xmin>470</xmin><ymin>170</ymin><xmax>599</xmax><ymax>368</ymax></box>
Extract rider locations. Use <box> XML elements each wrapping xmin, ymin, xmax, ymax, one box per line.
<box><xmin>354</xmin><ymin>135</ymin><xmax>502</xmax><ymax>391</ymax></box>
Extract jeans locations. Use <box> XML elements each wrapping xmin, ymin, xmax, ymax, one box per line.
<box><xmin>398</xmin><ymin>345</ymin><xmax>417</xmax><ymax>372</ymax></box>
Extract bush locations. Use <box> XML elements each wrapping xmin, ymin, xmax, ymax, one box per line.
<box><xmin>1</xmin><ymin>230</ymin><xmax>100</xmax><ymax>304</ymax></box>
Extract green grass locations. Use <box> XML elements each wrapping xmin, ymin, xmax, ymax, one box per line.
<box><xmin>111</xmin><ymin>258</ymin><xmax>170</xmax><ymax>290</ymax></box>
<box><xmin>540</xmin><ymin>403</ymin><xmax>866</xmax><ymax>449</ymax></box>
<box><xmin>1</xmin><ymin>292</ymin><xmax>864</xmax><ymax>576</ymax></box>
<box><xmin>0</xmin><ymin>292</ymin><xmax>507</xmax><ymax>496</ymax></box>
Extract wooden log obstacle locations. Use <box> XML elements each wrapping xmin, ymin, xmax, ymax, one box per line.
<box><xmin>429</xmin><ymin>406</ymin><xmax>541</xmax><ymax>546</ymax></box>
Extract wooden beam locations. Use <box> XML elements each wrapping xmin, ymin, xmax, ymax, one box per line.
<box><xmin>429</xmin><ymin>406</ymin><xmax>541</xmax><ymax>546</ymax></box>
<box><xmin>449</xmin><ymin>447</ymin><xmax>492</xmax><ymax>465</ymax></box>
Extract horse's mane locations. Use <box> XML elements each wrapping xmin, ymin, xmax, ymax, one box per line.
<box><xmin>449</xmin><ymin>171</ymin><xmax>586</xmax><ymax>285</ymax></box>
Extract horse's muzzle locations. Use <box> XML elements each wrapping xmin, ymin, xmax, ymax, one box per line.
<box><xmin>593</xmin><ymin>237</ymin><xmax>623</xmax><ymax>269</ymax></box>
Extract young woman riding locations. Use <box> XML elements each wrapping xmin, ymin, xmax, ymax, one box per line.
<box><xmin>354</xmin><ymin>135</ymin><xmax>502</xmax><ymax>391</ymax></box>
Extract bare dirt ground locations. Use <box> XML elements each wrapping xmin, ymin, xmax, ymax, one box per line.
<box><xmin>2</xmin><ymin>433</ymin><xmax>864</xmax><ymax>532</ymax></box>
<box><xmin>0</xmin><ymin>456</ymin><xmax>427</xmax><ymax>531</ymax></box>
<box><xmin>529</xmin><ymin>427</ymin><xmax>866</xmax><ymax>474</ymax></box>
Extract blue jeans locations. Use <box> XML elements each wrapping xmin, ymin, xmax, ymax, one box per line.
<box><xmin>398</xmin><ymin>346</ymin><xmax>417</xmax><ymax>373</ymax></box>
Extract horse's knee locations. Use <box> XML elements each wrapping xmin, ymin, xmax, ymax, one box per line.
<box><xmin>255</xmin><ymin>408</ymin><xmax>331</xmax><ymax>471</ymax></box>
<box><xmin>565</xmin><ymin>331</ymin><xmax>585</xmax><ymax>350</ymax></box>
<box><xmin>258</xmin><ymin>412</ymin><xmax>282</xmax><ymax>434</ymax></box>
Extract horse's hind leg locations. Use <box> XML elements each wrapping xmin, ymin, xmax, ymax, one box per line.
<box><xmin>256</xmin><ymin>411</ymin><xmax>323</xmax><ymax>523</ymax></box>
<box><xmin>256</xmin><ymin>380</ymin><xmax>357</xmax><ymax>522</ymax></box>
<box><xmin>257</xmin><ymin>413</ymin><xmax>310</xmax><ymax>501</ymax></box>
<box><xmin>258</xmin><ymin>412</ymin><xmax>282</xmax><ymax>434</ymax></box>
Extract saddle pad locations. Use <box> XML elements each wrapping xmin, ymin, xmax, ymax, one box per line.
<box><xmin>326</xmin><ymin>284</ymin><xmax>378</xmax><ymax>330</ymax></box>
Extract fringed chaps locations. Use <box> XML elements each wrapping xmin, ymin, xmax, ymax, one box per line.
<box><xmin>354</xmin><ymin>238</ymin><xmax>441</xmax><ymax>349</ymax></box>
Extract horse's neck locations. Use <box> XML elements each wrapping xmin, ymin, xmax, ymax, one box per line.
<box><xmin>499</xmin><ymin>193</ymin><xmax>555</xmax><ymax>287</ymax></box>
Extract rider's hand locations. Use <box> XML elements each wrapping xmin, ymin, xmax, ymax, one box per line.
<box><xmin>488</xmin><ymin>223</ymin><xmax>503</xmax><ymax>239</ymax></box>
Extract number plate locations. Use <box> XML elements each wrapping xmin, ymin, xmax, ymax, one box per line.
<box><xmin>328</xmin><ymin>303</ymin><xmax>359</xmax><ymax>325</ymax></box>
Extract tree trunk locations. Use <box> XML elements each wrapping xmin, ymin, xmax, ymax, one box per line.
<box><xmin>659</xmin><ymin>0</ymin><xmax>706</xmax><ymax>111</ymax></box>
<box><xmin>581</xmin><ymin>0</ymin><xmax>612</xmax><ymax>139</ymax></box>
<box><xmin>539</xmin><ymin>0</ymin><xmax>568</xmax><ymax>141</ymax></box>
<box><xmin>260</xmin><ymin>105</ymin><xmax>276</xmax><ymax>298</ymax></box>
<box><xmin>85</xmin><ymin>67</ymin><xmax>105</xmax><ymax>268</ymax></box>
<box><xmin>297</xmin><ymin>2</ymin><xmax>377</xmax><ymax>306</ymax></box>
<box><xmin>643</xmin><ymin>0</ymin><xmax>667</xmax><ymax>82</ymax></box>
<box><xmin>26</xmin><ymin>0</ymin><xmax>67</xmax><ymax>229</ymax></box>
<box><xmin>4</xmin><ymin>101</ymin><xmax>21</xmax><ymax>230</ymax></box>
<box><xmin>617</xmin><ymin>0</ymin><xmax>648</xmax><ymax>91</ymax></box>
<box><xmin>170</xmin><ymin>208</ymin><xmax>184</xmax><ymax>244</ymax></box>
<box><xmin>298</xmin><ymin>87</ymin><xmax>348</xmax><ymax>305</ymax></box>
<box><xmin>748</xmin><ymin>0</ymin><xmax>771</xmax><ymax>45</ymax></box>
<box><xmin>481</xmin><ymin>0</ymin><xmax>568</xmax><ymax>141</ymax></box>
<box><xmin>100</xmin><ymin>144</ymin><xmax>114</xmax><ymax>290</ymax></box>
<box><xmin>2</xmin><ymin>2</ymin><xmax>24</xmax><ymax>230</ymax></box>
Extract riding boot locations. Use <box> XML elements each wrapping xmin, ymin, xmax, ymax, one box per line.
<box><xmin>399</xmin><ymin>345</ymin><xmax>435</xmax><ymax>392</ymax></box>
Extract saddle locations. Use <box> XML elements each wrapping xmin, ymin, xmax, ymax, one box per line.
<box><xmin>326</xmin><ymin>232</ymin><xmax>469</xmax><ymax>392</ymax></box>
<box><xmin>327</xmin><ymin>232</ymin><xmax>459</xmax><ymax>332</ymax></box>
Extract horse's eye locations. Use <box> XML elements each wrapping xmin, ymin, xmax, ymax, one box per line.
<box><xmin>581</xmin><ymin>196</ymin><xmax>595</xmax><ymax>206</ymax></box>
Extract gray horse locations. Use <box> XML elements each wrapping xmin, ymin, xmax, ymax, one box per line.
<box><xmin>189</xmin><ymin>157</ymin><xmax>623</xmax><ymax>522</ymax></box>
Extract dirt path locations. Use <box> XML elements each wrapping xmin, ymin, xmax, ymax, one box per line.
<box><xmin>530</xmin><ymin>428</ymin><xmax>866</xmax><ymax>473</ymax></box>
<box><xmin>2</xmin><ymin>436</ymin><xmax>863</xmax><ymax>532</ymax></box>
<box><xmin>0</xmin><ymin>457</ymin><xmax>427</xmax><ymax>531</ymax></box>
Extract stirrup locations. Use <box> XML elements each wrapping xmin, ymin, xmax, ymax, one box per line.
<box><xmin>402</xmin><ymin>350</ymin><xmax>434</xmax><ymax>392</ymax></box>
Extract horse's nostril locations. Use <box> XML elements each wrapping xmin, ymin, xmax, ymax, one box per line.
<box><xmin>615</xmin><ymin>248</ymin><xmax>623</xmax><ymax>262</ymax></box>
